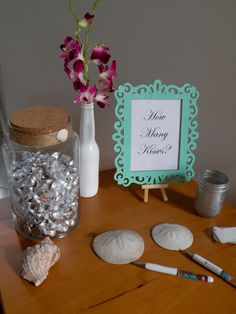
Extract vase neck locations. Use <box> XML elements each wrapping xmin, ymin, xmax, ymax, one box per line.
<box><xmin>80</xmin><ymin>103</ymin><xmax>96</xmax><ymax>143</ymax></box>
<box><xmin>81</xmin><ymin>103</ymin><xmax>94</xmax><ymax>110</ymax></box>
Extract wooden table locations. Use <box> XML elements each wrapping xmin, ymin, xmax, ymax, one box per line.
<box><xmin>1</xmin><ymin>169</ymin><xmax>236</xmax><ymax>313</ymax></box>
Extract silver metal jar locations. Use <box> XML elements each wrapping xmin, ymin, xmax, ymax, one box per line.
<box><xmin>194</xmin><ymin>170</ymin><xmax>229</xmax><ymax>217</ymax></box>
<box><xmin>2</xmin><ymin>106</ymin><xmax>80</xmax><ymax>240</ymax></box>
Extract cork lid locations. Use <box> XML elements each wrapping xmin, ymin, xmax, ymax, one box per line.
<box><xmin>9</xmin><ymin>106</ymin><xmax>73</xmax><ymax>147</ymax></box>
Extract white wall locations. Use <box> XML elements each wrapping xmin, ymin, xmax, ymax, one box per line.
<box><xmin>0</xmin><ymin>0</ymin><xmax>236</xmax><ymax>205</ymax></box>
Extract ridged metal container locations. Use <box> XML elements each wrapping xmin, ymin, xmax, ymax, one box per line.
<box><xmin>194</xmin><ymin>170</ymin><xmax>229</xmax><ymax>217</ymax></box>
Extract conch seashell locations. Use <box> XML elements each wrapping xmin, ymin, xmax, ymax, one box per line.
<box><xmin>93</xmin><ymin>229</ymin><xmax>144</xmax><ymax>264</ymax></box>
<box><xmin>152</xmin><ymin>223</ymin><xmax>193</xmax><ymax>251</ymax></box>
<box><xmin>20</xmin><ymin>237</ymin><xmax>60</xmax><ymax>286</ymax></box>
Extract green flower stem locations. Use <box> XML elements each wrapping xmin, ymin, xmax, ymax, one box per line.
<box><xmin>83</xmin><ymin>0</ymin><xmax>102</xmax><ymax>82</ymax></box>
<box><xmin>68</xmin><ymin>0</ymin><xmax>102</xmax><ymax>83</ymax></box>
<box><xmin>68</xmin><ymin>0</ymin><xmax>81</xmax><ymax>41</ymax></box>
<box><xmin>92</xmin><ymin>0</ymin><xmax>102</xmax><ymax>14</ymax></box>
<box><xmin>68</xmin><ymin>0</ymin><xmax>79</xmax><ymax>23</ymax></box>
<box><xmin>84</xmin><ymin>0</ymin><xmax>102</xmax><ymax>54</ymax></box>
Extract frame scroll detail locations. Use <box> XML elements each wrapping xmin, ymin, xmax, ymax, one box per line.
<box><xmin>112</xmin><ymin>80</ymin><xmax>199</xmax><ymax>187</ymax></box>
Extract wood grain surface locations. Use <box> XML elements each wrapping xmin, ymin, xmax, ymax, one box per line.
<box><xmin>1</xmin><ymin>169</ymin><xmax>236</xmax><ymax>314</ymax></box>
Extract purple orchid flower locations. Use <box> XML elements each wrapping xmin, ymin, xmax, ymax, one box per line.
<box><xmin>73</xmin><ymin>84</ymin><xmax>111</xmax><ymax>108</ymax></box>
<box><xmin>79</xmin><ymin>12</ymin><xmax>95</xmax><ymax>28</ymax></box>
<box><xmin>64</xmin><ymin>60</ymin><xmax>86</xmax><ymax>90</ymax></box>
<box><xmin>71</xmin><ymin>42</ymin><xmax>84</xmax><ymax>62</ymax></box>
<box><xmin>106</xmin><ymin>80</ymin><xmax>115</xmax><ymax>93</ymax></box>
<box><xmin>73</xmin><ymin>60</ymin><xmax>86</xmax><ymax>85</ymax></box>
<box><xmin>74</xmin><ymin>84</ymin><xmax>97</xmax><ymax>104</ymax></box>
<box><xmin>59</xmin><ymin>36</ymin><xmax>75</xmax><ymax>62</ymax></box>
<box><xmin>59</xmin><ymin>37</ymin><xmax>84</xmax><ymax>63</ymax></box>
<box><xmin>95</xmin><ymin>90</ymin><xmax>110</xmax><ymax>108</ymax></box>
<box><xmin>99</xmin><ymin>60</ymin><xmax>116</xmax><ymax>84</ymax></box>
<box><xmin>90</xmin><ymin>44</ymin><xmax>111</xmax><ymax>65</ymax></box>
<box><xmin>59</xmin><ymin>3</ymin><xmax>116</xmax><ymax>108</ymax></box>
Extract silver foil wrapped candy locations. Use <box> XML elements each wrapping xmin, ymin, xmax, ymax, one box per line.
<box><xmin>9</xmin><ymin>151</ymin><xmax>79</xmax><ymax>239</ymax></box>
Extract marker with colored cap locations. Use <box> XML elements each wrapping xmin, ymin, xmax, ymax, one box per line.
<box><xmin>133</xmin><ymin>262</ymin><xmax>214</xmax><ymax>283</ymax></box>
<box><xmin>182</xmin><ymin>250</ymin><xmax>236</xmax><ymax>288</ymax></box>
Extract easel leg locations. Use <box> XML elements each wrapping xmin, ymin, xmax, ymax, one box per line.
<box><xmin>144</xmin><ymin>188</ymin><xmax>149</xmax><ymax>203</ymax></box>
<box><xmin>141</xmin><ymin>184</ymin><xmax>169</xmax><ymax>203</ymax></box>
<box><xmin>160</xmin><ymin>188</ymin><xmax>168</xmax><ymax>202</ymax></box>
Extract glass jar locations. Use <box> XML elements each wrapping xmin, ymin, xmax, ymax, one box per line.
<box><xmin>2</xmin><ymin>106</ymin><xmax>80</xmax><ymax>240</ymax></box>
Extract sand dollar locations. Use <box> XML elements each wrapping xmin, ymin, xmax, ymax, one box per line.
<box><xmin>152</xmin><ymin>223</ymin><xmax>193</xmax><ymax>251</ymax></box>
<box><xmin>93</xmin><ymin>229</ymin><xmax>145</xmax><ymax>264</ymax></box>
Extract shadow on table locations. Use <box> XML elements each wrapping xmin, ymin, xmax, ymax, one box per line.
<box><xmin>4</xmin><ymin>235</ymin><xmax>32</xmax><ymax>276</ymax></box>
<box><xmin>160</xmin><ymin>188</ymin><xmax>196</xmax><ymax>215</ymax></box>
<box><xmin>128</xmin><ymin>184</ymin><xmax>144</xmax><ymax>202</ymax></box>
<box><xmin>128</xmin><ymin>184</ymin><xmax>196</xmax><ymax>215</ymax></box>
<box><xmin>4</xmin><ymin>246</ymin><xmax>22</xmax><ymax>276</ymax></box>
<box><xmin>203</xmin><ymin>227</ymin><xmax>215</xmax><ymax>243</ymax></box>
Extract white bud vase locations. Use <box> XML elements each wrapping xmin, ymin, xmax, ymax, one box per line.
<box><xmin>79</xmin><ymin>103</ymin><xmax>99</xmax><ymax>197</ymax></box>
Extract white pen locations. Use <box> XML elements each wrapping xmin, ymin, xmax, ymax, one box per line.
<box><xmin>182</xmin><ymin>250</ymin><xmax>236</xmax><ymax>288</ymax></box>
<box><xmin>133</xmin><ymin>261</ymin><xmax>214</xmax><ymax>282</ymax></box>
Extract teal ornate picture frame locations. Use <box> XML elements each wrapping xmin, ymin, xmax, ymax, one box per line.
<box><xmin>112</xmin><ymin>80</ymin><xmax>199</xmax><ymax>186</ymax></box>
